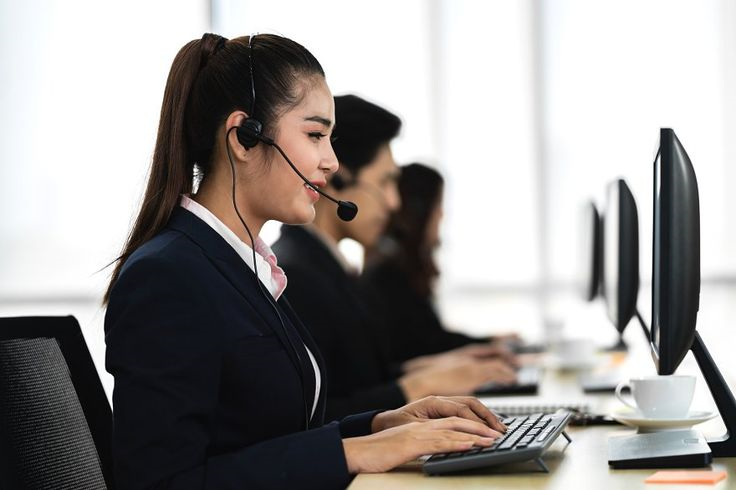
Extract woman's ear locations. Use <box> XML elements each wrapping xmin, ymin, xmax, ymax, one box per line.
<box><xmin>225</xmin><ymin>111</ymin><xmax>250</xmax><ymax>160</ymax></box>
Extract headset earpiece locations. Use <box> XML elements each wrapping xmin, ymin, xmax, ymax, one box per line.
<box><xmin>236</xmin><ymin>118</ymin><xmax>263</xmax><ymax>149</ymax></box>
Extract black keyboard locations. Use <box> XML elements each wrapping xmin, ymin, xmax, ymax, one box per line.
<box><xmin>423</xmin><ymin>411</ymin><xmax>572</xmax><ymax>475</ymax></box>
<box><xmin>474</xmin><ymin>366</ymin><xmax>541</xmax><ymax>396</ymax></box>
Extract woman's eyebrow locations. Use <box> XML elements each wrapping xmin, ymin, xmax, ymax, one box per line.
<box><xmin>303</xmin><ymin>115</ymin><xmax>333</xmax><ymax>128</ymax></box>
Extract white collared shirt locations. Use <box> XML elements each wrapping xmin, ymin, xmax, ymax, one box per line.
<box><xmin>180</xmin><ymin>195</ymin><xmax>321</xmax><ymax>419</ymax></box>
<box><xmin>181</xmin><ymin>195</ymin><xmax>287</xmax><ymax>299</ymax></box>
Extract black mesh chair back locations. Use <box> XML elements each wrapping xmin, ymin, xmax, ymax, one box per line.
<box><xmin>0</xmin><ymin>316</ymin><xmax>114</xmax><ymax>489</ymax></box>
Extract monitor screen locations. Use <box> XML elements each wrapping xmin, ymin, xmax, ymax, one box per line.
<box><xmin>602</xmin><ymin>179</ymin><xmax>639</xmax><ymax>333</ymax></box>
<box><xmin>576</xmin><ymin>201</ymin><xmax>601</xmax><ymax>301</ymax></box>
<box><xmin>650</xmin><ymin>128</ymin><xmax>700</xmax><ymax>375</ymax></box>
<box><xmin>651</xmin><ymin>149</ymin><xmax>662</xmax><ymax>352</ymax></box>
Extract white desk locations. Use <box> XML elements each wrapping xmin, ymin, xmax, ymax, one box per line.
<box><xmin>349</xmin><ymin>306</ymin><xmax>736</xmax><ymax>490</ymax></box>
<box><xmin>348</xmin><ymin>423</ymin><xmax>734</xmax><ymax>490</ymax></box>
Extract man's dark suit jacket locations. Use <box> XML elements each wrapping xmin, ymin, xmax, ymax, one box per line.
<box><xmin>104</xmin><ymin>208</ymin><xmax>376</xmax><ymax>490</ymax></box>
<box><xmin>272</xmin><ymin>225</ymin><xmax>406</xmax><ymax>421</ymax></box>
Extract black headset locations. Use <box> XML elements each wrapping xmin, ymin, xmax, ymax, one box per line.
<box><xmin>234</xmin><ymin>35</ymin><xmax>271</xmax><ymax>150</ymax></box>
<box><xmin>232</xmin><ymin>35</ymin><xmax>358</xmax><ymax>222</ymax></box>
<box><xmin>232</xmin><ymin>46</ymin><xmax>357</xmax><ymax>221</ymax></box>
<box><xmin>225</xmin><ymin>34</ymin><xmax>312</xmax><ymax>430</ymax></box>
<box><xmin>236</xmin><ymin>118</ymin><xmax>267</xmax><ymax>149</ymax></box>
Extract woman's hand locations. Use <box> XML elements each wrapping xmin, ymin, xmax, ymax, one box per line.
<box><xmin>371</xmin><ymin>395</ymin><xmax>506</xmax><ymax>434</ymax></box>
<box><xmin>455</xmin><ymin>341</ymin><xmax>519</xmax><ymax>366</ymax></box>
<box><xmin>399</xmin><ymin>357</ymin><xmax>518</xmax><ymax>401</ymax></box>
<box><xmin>343</xmin><ymin>416</ymin><xmax>499</xmax><ymax>474</ymax></box>
<box><xmin>402</xmin><ymin>342</ymin><xmax>518</xmax><ymax>373</ymax></box>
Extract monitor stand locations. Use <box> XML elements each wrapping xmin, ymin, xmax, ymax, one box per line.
<box><xmin>602</xmin><ymin>335</ymin><xmax>628</xmax><ymax>353</ymax></box>
<box><xmin>608</xmin><ymin>429</ymin><xmax>712</xmax><ymax>469</ymax></box>
<box><xmin>604</xmin><ymin>309</ymin><xmax>652</xmax><ymax>353</ymax></box>
<box><xmin>608</xmin><ymin>329</ymin><xmax>736</xmax><ymax>467</ymax></box>
<box><xmin>635</xmin><ymin>309</ymin><xmax>651</xmax><ymax>343</ymax></box>
<box><xmin>690</xmin><ymin>330</ymin><xmax>736</xmax><ymax>457</ymax></box>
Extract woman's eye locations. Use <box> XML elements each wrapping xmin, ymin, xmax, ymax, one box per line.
<box><xmin>308</xmin><ymin>132</ymin><xmax>327</xmax><ymax>140</ymax></box>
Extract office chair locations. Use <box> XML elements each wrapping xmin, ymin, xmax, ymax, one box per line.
<box><xmin>0</xmin><ymin>316</ymin><xmax>114</xmax><ymax>489</ymax></box>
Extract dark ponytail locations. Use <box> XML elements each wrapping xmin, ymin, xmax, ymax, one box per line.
<box><xmin>104</xmin><ymin>33</ymin><xmax>324</xmax><ymax>303</ymax></box>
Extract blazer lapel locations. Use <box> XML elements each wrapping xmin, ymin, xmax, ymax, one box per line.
<box><xmin>279</xmin><ymin>296</ymin><xmax>325</xmax><ymax>424</ymax></box>
<box><xmin>167</xmin><ymin>208</ymin><xmax>302</xmax><ymax>373</ymax></box>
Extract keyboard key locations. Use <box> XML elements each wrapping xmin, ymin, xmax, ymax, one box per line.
<box><xmin>537</xmin><ymin>425</ymin><xmax>557</xmax><ymax>442</ymax></box>
<box><xmin>498</xmin><ymin>434</ymin><xmax>524</xmax><ymax>450</ymax></box>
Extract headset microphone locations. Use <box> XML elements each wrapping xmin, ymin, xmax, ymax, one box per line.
<box><xmin>236</xmin><ymin>125</ymin><xmax>358</xmax><ymax>221</ymax></box>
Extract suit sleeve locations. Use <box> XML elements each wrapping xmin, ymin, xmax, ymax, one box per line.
<box><xmin>338</xmin><ymin>410</ymin><xmax>384</xmax><ymax>438</ymax></box>
<box><xmin>105</xmin><ymin>255</ymin><xmax>354</xmax><ymax>490</ymax></box>
<box><xmin>323</xmin><ymin>375</ymin><xmax>406</xmax><ymax>423</ymax></box>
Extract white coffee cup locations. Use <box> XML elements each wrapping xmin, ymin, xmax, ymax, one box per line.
<box><xmin>550</xmin><ymin>338</ymin><xmax>596</xmax><ymax>368</ymax></box>
<box><xmin>615</xmin><ymin>375</ymin><xmax>695</xmax><ymax>419</ymax></box>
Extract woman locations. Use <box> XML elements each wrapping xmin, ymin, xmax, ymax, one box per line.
<box><xmin>363</xmin><ymin>163</ymin><xmax>516</xmax><ymax>368</ymax></box>
<box><xmin>103</xmin><ymin>34</ymin><xmax>505</xmax><ymax>489</ymax></box>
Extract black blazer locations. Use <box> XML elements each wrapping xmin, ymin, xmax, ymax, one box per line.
<box><xmin>361</xmin><ymin>258</ymin><xmax>487</xmax><ymax>364</ymax></box>
<box><xmin>272</xmin><ymin>226</ymin><xmax>406</xmax><ymax>421</ymax></box>
<box><xmin>105</xmin><ymin>208</ymin><xmax>376</xmax><ymax>490</ymax></box>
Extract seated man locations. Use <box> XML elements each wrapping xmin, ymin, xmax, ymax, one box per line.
<box><xmin>273</xmin><ymin>95</ymin><xmax>516</xmax><ymax>420</ymax></box>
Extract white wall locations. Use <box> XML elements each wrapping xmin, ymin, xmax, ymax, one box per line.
<box><xmin>0</xmin><ymin>0</ymin><xmax>210</xmax><ymax>396</ymax></box>
<box><xmin>0</xmin><ymin>0</ymin><xmax>209</xmax><ymax>300</ymax></box>
<box><xmin>540</xmin><ymin>0</ymin><xmax>733</xmax><ymax>286</ymax></box>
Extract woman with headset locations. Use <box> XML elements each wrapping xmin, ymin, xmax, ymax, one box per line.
<box><xmin>103</xmin><ymin>33</ymin><xmax>505</xmax><ymax>489</ymax></box>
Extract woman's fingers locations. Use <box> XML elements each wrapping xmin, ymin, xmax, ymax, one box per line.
<box><xmin>427</xmin><ymin>416</ymin><xmax>503</xmax><ymax>438</ymax></box>
<box><xmin>429</xmin><ymin>397</ymin><xmax>506</xmax><ymax>434</ymax></box>
<box><xmin>411</xmin><ymin>423</ymin><xmax>498</xmax><ymax>458</ymax></box>
<box><xmin>442</xmin><ymin>396</ymin><xmax>507</xmax><ymax>433</ymax></box>
<box><xmin>408</xmin><ymin>395</ymin><xmax>508</xmax><ymax>434</ymax></box>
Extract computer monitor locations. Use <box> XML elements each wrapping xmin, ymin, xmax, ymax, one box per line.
<box><xmin>650</xmin><ymin>128</ymin><xmax>700</xmax><ymax>375</ymax></box>
<box><xmin>602</xmin><ymin>179</ymin><xmax>640</xmax><ymax>335</ymax></box>
<box><xmin>650</xmin><ymin>127</ymin><xmax>736</xmax><ymax>456</ymax></box>
<box><xmin>575</xmin><ymin>201</ymin><xmax>602</xmax><ymax>302</ymax></box>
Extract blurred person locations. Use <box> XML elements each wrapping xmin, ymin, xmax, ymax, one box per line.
<box><xmin>363</xmin><ymin>162</ymin><xmax>524</xmax><ymax>370</ymax></box>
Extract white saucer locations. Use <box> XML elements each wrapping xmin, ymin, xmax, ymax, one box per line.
<box><xmin>610</xmin><ymin>407</ymin><xmax>717</xmax><ymax>433</ymax></box>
